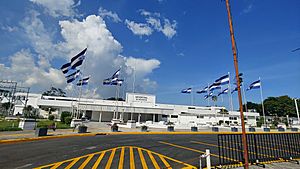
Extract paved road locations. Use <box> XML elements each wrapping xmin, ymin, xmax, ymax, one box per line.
<box><xmin>0</xmin><ymin>134</ymin><xmax>224</xmax><ymax>169</ymax></box>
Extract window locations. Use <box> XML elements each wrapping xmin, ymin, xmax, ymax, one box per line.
<box><xmin>162</xmin><ymin>115</ymin><xmax>168</xmax><ymax>118</ymax></box>
<box><xmin>171</xmin><ymin>115</ymin><xmax>178</xmax><ymax>118</ymax></box>
<box><xmin>197</xmin><ymin>115</ymin><xmax>204</xmax><ymax>119</ymax></box>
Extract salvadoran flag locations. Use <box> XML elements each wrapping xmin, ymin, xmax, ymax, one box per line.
<box><xmin>218</xmin><ymin>88</ymin><xmax>229</xmax><ymax>96</ymax></box>
<box><xmin>209</xmin><ymin>82</ymin><xmax>221</xmax><ymax>91</ymax></box>
<box><xmin>77</xmin><ymin>76</ymin><xmax>90</xmax><ymax>86</ymax></box>
<box><xmin>181</xmin><ymin>88</ymin><xmax>192</xmax><ymax>93</ymax></box>
<box><xmin>204</xmin><ymin>92</ymin><xmax>213</xmax><ymax>99</ymax></box>
<box><xmin>70</xmin><ymin>48</ymin><xmax>87</xmax><ymax>69</ymax></box>
<box><xmin>247</xmin><ymin>80</ymin><xmax>261</xmax><ymax>91</ymax></box>
<box><xmin>111</xmin><ymin>79</ymin><xmax>124</xmax><ymax>86</ymax></box>
<box><xmin>215</xmin><ymin>74</ymin><xmax>230</xmax><ymax>85</ymax></box>
<box><xmin>65</xmin><ymin>70</ymin><xmax>80</xmax><ymax>83</ymax></box>
<box><xmin>60</xmin><ymin>62</ymin><xmax>71</xmax><ymax>74</ymax></box>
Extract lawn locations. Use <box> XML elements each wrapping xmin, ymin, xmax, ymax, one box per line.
<box><xmin>37</xmin><ymin>120</ymin><xmax>71</xmax><ymax>129</ymax></box>
<box><xmin>0</xmin><ymin>120</ymin><xmax>22</xmax><ymax>131</ymax></box>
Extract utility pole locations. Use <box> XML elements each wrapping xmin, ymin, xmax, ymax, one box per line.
<box><xmin>225</xmin><ymin>0</ymin><xmax>249</xmax><ymax>168</ymax></box>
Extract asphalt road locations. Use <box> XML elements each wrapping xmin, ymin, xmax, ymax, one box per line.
<box><xmin>0</xmin><ymin>134</ymin><xmax>224</xmax><ymax>169</ymax></box>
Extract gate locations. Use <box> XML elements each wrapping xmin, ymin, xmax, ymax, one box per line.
<box><xmin>218</xmin><ymin>133</ymin><xmax>300</xmax><ymax>168</ymax></box>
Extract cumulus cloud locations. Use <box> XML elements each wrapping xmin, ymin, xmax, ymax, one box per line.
<box><xmin>98</xmin><ymin>7</ymin><xmax>121</xmax><ymax>23</ymax></box>
<box><xmin>124</xmin><ymin>19</ymin><xmax>153</xmax><ymax>36</ymax></box>
<box><xmin>29</xmin><ymin>0</ymin><xmax>77</xmax><ymax>17</ymax></box>
<box><xmin>0</xmin><ymin>49</ymin><xmax>65</xmax><ymax>91</ymax></box>
<box><xmin>58</xmin><ymin>15</ymin><xmax>160</xmax><ymax>96</ymax></box>
<box><xmin>242</xmin><ymin>4</ymin><xmax>253</xmax><ymax>14</ymax></box>
<box><xmin>126</xmin><ymin>9</ymin><xmax>177</xmax><ymax>39</ymax></box>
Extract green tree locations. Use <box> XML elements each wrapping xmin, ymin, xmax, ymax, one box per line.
<box><xmin>264</xmin><ymin>95</ymin><xmax>296</xmax><ymax>117</ymax></box>
<box><xmin>60</xmin><ymin>111</ymin><xmax>72</xmax><ymax>123</ymax></box>
<box><xmin>42</xmin><ymin>87</ymin><xmax>66</xmax><ymax>97</ymax></box>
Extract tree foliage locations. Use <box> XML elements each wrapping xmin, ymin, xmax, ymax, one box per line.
<box><xmin>243</xmin><ymin>95</ymin><xmax>299</xmax><ymax>117</ymax></box>
<box><xmin>42</xmin><ymin>87</ymin><xmax>66</xmax><ymax>97</ymax></box>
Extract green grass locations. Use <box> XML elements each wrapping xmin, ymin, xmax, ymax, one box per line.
<box><xmin>37</xmin><ymin>120</ymin><xmax>71</xmax><ymax>129</ymax></box>
<box><xmin>0</xmin><ymin>120</ymin><xmax>22</xmax><ymax>132</ymax></box>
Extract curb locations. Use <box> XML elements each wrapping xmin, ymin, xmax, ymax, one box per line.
<box><xmin>1</xmin><ymin>131</ymin><xmax>299</xmax><ymax>144</ymax></box>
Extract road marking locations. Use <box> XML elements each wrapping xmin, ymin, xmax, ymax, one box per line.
<box><xmin>138</xmin><ymin>148</ymin><xmax>148</xmax><ymax>169</ymax></box>
<box><xmin>147</xmin><ymin>150</ymin><xmax>160</xmax><ymax>169</ymax></box>
<box><xmin>79</xmin><ymin>154</ymin><xmax>94</xmax><ymax>169</ymax></box>
<box><xmin>50</xmin><ymin>162</ymin><xmax>63</xmax><ymax>169</ymax></box>
<box><xmin>35</xmin><ymin>146</ymin><xmax>196</xmax><ymax>169</ymax></box>
<box><xmin>159</xmin><ymin>141</ymin><xmax>239</xmax><ymax>162</ymax></box>
<box><xmin>105</xmin><ymin>148</ymin><xmax>116</xmax><ymax>169</ymax></box>
<box><xmin>130</xmin><ymin>147</ymin><xmax>135</xmax><ymax>169</ymax></box>
<box><xmin>92</xmin><ymin>151</ymin><xmax>106</xmax><ymax>169</ymax></box>
<box><xmin>65</xmin><ymin>157</ymin><xmax>80</xmax><ymax>169</ymax></box>
<box><xmin>158</xmin><ymin>155</ymin><xmax>171</xmax><ymax>169</ymax></box>
<box><xmin>118</xmin><ymin>147</ymin><xmax>125</xmax><ymax>169</ymax></box>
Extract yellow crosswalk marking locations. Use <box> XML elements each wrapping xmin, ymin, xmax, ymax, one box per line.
<box><xmin>50</xmin><ymin>162</ymin><xmax>63</xmax><ymax>169</ymax></box>
<box><xmin>65</xmin><ymin>158</ymin><xmax>80</xmax><ymax>169</ymax></box>
<box><xmin>92</xmin><ymin>151</ymin><xmax>106</xmax><ymax>169</ymax></box>
<box><xmin>79</xmin><ymin>154</ymin><xmax>94</xmax><ymax>169</ymax></box>
<box><xmin>130</xmin><ymin>147</ymin><xmax>135</xmax><ymax>169</ymax></box>
<box><xmin>105</xmin><ymin>148</ymin><xmax>116</xmax><ymax>169</ymax></box>
<box><xmin>147</xmin><ymin>151</ymin><xmax>160</xmax><ymax>169</ymax></box>
<box><xmin>138</xmin><ymin>148</ymin><xmax>148</xmax><ymax>169</ymax></box>
<box><xmin>159</xmin><ymin>155</ymin><xmax>172</xmax><ymax>169</ymax></box>
<box><xmin>118</xmin><ymin>147</ymin><xmax>125</xmax><ymax>169</ymax></box>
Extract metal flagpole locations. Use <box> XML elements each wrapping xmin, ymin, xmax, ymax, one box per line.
<box><xmin>259</xmin><ymin>77</ymin><xmax>266</xmax><ymax>127</ymax></box>
<box><xmin>191</xmin><ymin>86</ymin><xmax>194</xmax><ymax>106</ymax></box>
<box><xmin>225</xmin><ymin>0</ymin><xmax>249</xmax><ymax>168</ymax></box>
<box><xmin>241</xmin><ymin>82</ymin><xmax>248</xmax><ymax>112</ymax></box>
<box><xmin>294</xmin><ymin>98</ymin><xmax>299</xmax><ymax>125</ymax></box>
<box><xmin>228</xmin><ymin>72</ymin><xmax>234</xmax><ymax>111</ymax></box>
<box><xmin>207</xmin><ymin>83</ymin><xmax>210</xmax><ymax>106</ymax></box>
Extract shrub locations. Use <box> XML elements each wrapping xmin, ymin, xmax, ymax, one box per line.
<box><xmin>60</xmin><ymin>111</ymin><xmax>71</xmax><ymax>123</ymax></box>
<box><xmin>64</xmin><ymin>116</ymin><xmax>72</xmax><ymax>125</ymax></box>
<box><xmin>48</xmin><ymin>115</ymin><xmax>55</xmax><ymax>121</ymax></box>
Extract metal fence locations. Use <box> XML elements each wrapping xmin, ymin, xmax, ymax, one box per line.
<box><xmin>218</xmin><ymin>133</ymin><xmax>300</xmax><ymax>168</ymax></box>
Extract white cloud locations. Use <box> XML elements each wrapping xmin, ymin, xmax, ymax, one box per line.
<box><xmin>127</xmin><ymin>9</ymin><xmax>177</xmax><ymax>39</ymax></box>
<box><xmin>29</xmin><ymin>0</ymin><xmax>77</xmax><ymax>17</ymax></box>
<box><xmin>0</xmin><ymin>49</ymin><xmax>65</xmax><ymax>91</ymax></box>
<box><xmin>20</xmin><ymin>10</ymin><xmax>61</xmax><ymax>60</ymax></box>
<box><xmin>161</xmin><ymin>19</ymin><xmax>177</xmax><ymax>39</ymax></box>
<box><xmin>98</xmin><ymin>7</ymin><xmax>121</xmax><ymax>23</ymax></box>
<box><xmin>1</xmin><ymin>25</ymin><xmax>18</xmax><ymax>32</ymax></box>
<box><xmin>242</xmin><ymin>4</ymin><xmax>253</xmax><ymax>14</ymax></box>
<box><xmin>124</xmin><ymin>19</ymin><xmax>153</xmax><ymax>36</ymax></box>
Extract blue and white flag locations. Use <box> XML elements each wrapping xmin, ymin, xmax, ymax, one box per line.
<box><xmin>111</xmin><ymin>79</ymin><xmax>124</xmax><ymax>86</ymax></box>
<box><xmin>196</xmin><ymin>86</ymin><xmax>208</xmax><ymax>94</ymax></box>
<box><xmin>231</xmin><ymin>86</ymin><xmax>238</xmax><ymax>94</ymax></box>
<box><xmin>209</xmin><ymin>82</ymin><xmax>221</xmax><ymax>91</ymax></box>
<box><xmin>181</xmin><ymin>88</ymin><xmax>192</xmax><ymax>93</ymax></box>
<box><xmin>77</xmin><ymin>76</ymin><xmax>90</xmax><ymax>86</ymax></box>
<box><xmin>60</xmin><ymin>62</ymin><xmax>71</xmax><ymax>74</ymax></box>
<box><xmin>65</xmin><ymin>70</ymin><xmax>80</xmax><ymax>83</ymax></box>
<box><xmin>218</xmin><ymin>88</ymin><xmax>229</xmax><ymax>96</ymax></box>
<box><xmin>204</xmin><ymin>92</ymin><xmax>213</xmax><ymax>99</ymax></box>
<box><xmin>215</xmin><ymin>74</ymin><xmax>230</xmax><ymax>85</ymax></box>
<box><xmin>247</xmin><ymin>80</ymin><xmax>261</xmax><ymax>91</ymax></box>
<box><xmin>103</xmin><ymin>78</ymin><xmax>112</xmax><ymax>85</ymax></box>
<box><xmin>70</xmin><ymin>48</ymin><xmax>87</xmax><ymax>69</ymax></box>
<box><xmin>111</xmin><ymin>69</ymin><xmax>120</xmax><ymax>79</ymax></box>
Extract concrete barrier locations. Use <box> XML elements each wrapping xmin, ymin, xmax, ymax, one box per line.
<box><xmin>191</xmin><ymin>126</ymin><xmax>198</xmax><ymax>132</ymax></box>
<box><xmin>212</xmin><ymin>127</ymin><xmax>219</xmax><ymax>132</ymax></box>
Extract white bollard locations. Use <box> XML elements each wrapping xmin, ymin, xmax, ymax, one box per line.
<box><xmin>206</xmin><ymin>149</ymin><xmax>211</xmax><ymax>169</ymax></box>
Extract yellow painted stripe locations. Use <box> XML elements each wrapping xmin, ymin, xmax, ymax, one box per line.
<box><xmin>65</xmin><ymin>158</ymin><xmax>80</xmax><ymax>169</ymax></box>
<box><xmin>130</xmin><ymin>147</ymin><xmax>135</xmax><ymax>169</ymax></box>
<box><xmin>92</xmin><ymin>151</ymin><xmax>106</xmax><ymax>169</ymax></box>
<box><xmin>147</xmin><ymin>151</ymin><xmax>160</xmax><ymax>169</ymax></box>
<box><xmin>50</xmin><ymin>162</ymin><xmax>63</xmax><ymax>169</ymax></box>
<box><xmin>105</xmin><ymin>148</ymin><xmax>116</xmax><ymax>169</ymax></box>
<box><xmin>158</xmin><ymin>155</ymin><xmax>172</xmax><ymax>169</ymax></box>
<box><xmin>118</xmin><ymin>147</ymin><xmax>125</xmax><ymax>169</ymax></box>
<box><xmin>79</xmin><ymin>154</ymin><xmax>94</xmax><ymax>169</ymax></box>
<box><xmin>138</xmin><ymin>148</ymin><xmax>148</xmax><ymax>169</ymax></box>
<box><xmin>159</xmin><ymin>141</ymin><xmax>238</xmax><ymax>162</ymax></box>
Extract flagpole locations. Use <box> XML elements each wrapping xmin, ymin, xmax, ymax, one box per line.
<box><xmin>228</xmin><ymin>72</ymin><xmax>234</xmax><ymax>111</ymax></box>
<box><xmin>191</xmin><ymin>86</ymin><xmax>194</xmax><ymax>106</ymax></box>
<box><xmin>207</xmin><ymin>83</ymin><xmax>210</xmax><ymax>106</ymax></box>
<box><xmin>225</xmin><ymin>0</ymin><xmax>249</xmax><ymax>168</ymax></box>
<box><xmin>132</xmin><ymin>60</ymin><xmax>136</xmax><ymax>93</ymax></box>
<box><xmin>259</xmin><ymin>77</ymin><xmax>266</xmax><ymax>127</ymax></box>
<box><xmin>294</xmin><ymin>98</ymin><xmax>299</xmax><ymax>125</ymax></box>
<box><xmin>241</xmin><ymin>82</ymin><xmax>248</xmax><ymax>112</ymax></box>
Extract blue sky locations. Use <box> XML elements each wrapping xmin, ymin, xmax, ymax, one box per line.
<box><xmin>0</xmin><ymin>0</ymin><xmax>299</xmax><ymax>110</ymax></box>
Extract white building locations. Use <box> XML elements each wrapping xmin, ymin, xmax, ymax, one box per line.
<box><xmin>13</xmin><ymin>92</ymin><xmax>260</xmax><ymax>126</ymax></box>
